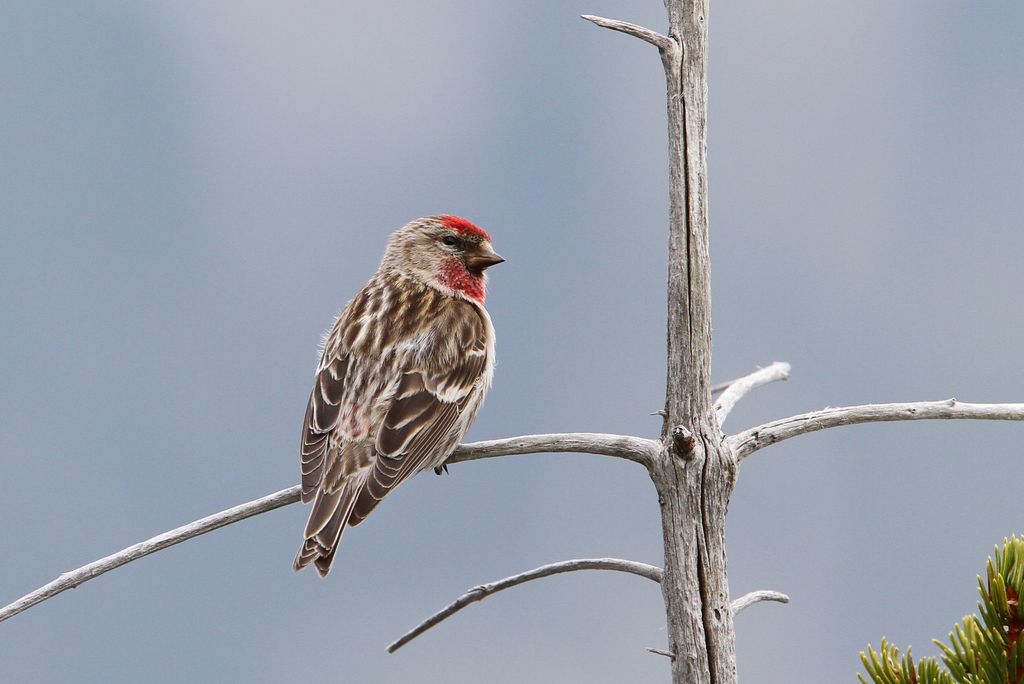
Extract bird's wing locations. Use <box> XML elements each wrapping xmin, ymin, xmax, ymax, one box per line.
<box><xmin>295</xmin><ymin>285</ymin><xmax>385</xmax><ymax>574</ymax></box>
<box><xmin>347</xmin><ymin>305</ymin><xmax>489</xmax><ymax>525</ymax></box>
<box><xmin>299</xmin><ymin>351</ymin><xmax>349</xmax><ymax>503</ymax></box>
<box><xmin>295</xmin><ymin>289</ymin><xmax>490</xmax><ymax>575</ymax></box>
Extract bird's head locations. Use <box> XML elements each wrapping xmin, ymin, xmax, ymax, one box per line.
<box><xmin>382</xmin><ymin>215</ymin><xmax>504</xmax><ymax>304</ymax></box>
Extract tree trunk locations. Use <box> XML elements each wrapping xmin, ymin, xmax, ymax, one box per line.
<box><xmin>653</xmin><ymin>1</ymin><xmax>739</xmax><ymax>682</ymax></box>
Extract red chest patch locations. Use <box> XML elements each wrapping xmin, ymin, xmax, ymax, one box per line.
<box><xmin>439</xmin><ymin>257</ymin><xmax>486</xmax><ymax>304</ymax></box>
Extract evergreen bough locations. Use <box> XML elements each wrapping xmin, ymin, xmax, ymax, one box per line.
<box><xmin>860</xmin><ymin>536</ymin><xmax>1024</xmax><ymax>684</ymax></box>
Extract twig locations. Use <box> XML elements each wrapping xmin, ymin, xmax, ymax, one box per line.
<box><xmin>580</xmin><ymin>15</ymin><xmax>675</xmax><ymax>52</ymax></box>
<box><xmin>714</xmin><ymin>362</ymin><xmax>790</xmax><ymax>426</ymax></box>
<box><xmin>647</xmin><ymin>647</ymin><xmax>676</xmax><ymax>658</ymax></box>
<box><xmin>1</xmin><ymin>433</ymin><xmax>656</xmax><ymax>626</ymax></box>
<box><xmin>0</xmin><ymin>485</ymin><xmax>301</xmax><ymax>625</ymax></box>
<box><xmin>731</xmin><ymin>590</ymin><xmax>789</xmax><ymax>616</ymax></box>
<box><xmin>388</xmin><ymin>555</ymin><xmax>788</xmax><ymax>655</ymax></box>
<box><xmin>730</xmin><ymin>399</ymin><xmax>1024</xmax><ymax>460</ymax></box>
<box><xmin>387</xmin><ymin>558</ymin><xmax>663</xmax><ymax>653</ymax></box>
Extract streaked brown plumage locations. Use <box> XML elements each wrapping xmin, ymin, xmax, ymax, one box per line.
<box><xmin>294</xmin><ymin>216</ymin><xmax>503</xmax><ymax>576</ymax></box>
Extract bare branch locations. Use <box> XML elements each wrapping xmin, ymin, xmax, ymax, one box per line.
<box><xmin>711</xmin><ymin>377</ymin><xmax>741</xmax><ymax>397</ymax></box>
<box><xmin>449</xmin><ymin>432</ymin><xmax>659</xmax><ymax>467</ymax></box>
<box><xmin>0</xmin><ymin>485</ymin><xmax>302</xmax><ymax>625</ymax></box>
<box><xmin>709</xmin><ymin>371</ymin><xmax>770</xmax><ymax>397</ymax></box>
<box><xmin>731</xmin><ymin>590</ymin><xmax>790</xmax><ymax>616</ymax></box>
<box><xmin>581</xmin><ymin>14</ymin><xmax>675</xmax><ymax>52</ymax></box>
<box><xmin>1</xmin><ymin>433</ymin><xmax>656</xmax><ymax>626</ymax></box>
<box><xmin>730</xmin><ymin>399</ymin><xmax>1024</xmax><ymax>460</ymax></box>
<box><xmin>387</xmin><ymin>558</ymin><xmax>663</xmax><ymax>653</ymax></box>
<box><xmin>714</xmin><ymin>362</ymin><xmax>791</xmax><ymax>426</ymax></box>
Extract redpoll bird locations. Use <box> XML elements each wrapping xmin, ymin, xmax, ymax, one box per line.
<box><xmin>294</xmin><ymin>215</ymin><xmax>503</xmax><ymax>576</ymax></box>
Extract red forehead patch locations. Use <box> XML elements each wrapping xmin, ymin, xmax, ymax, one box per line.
<box><xmin>441</xmin><ymin>215</ymin><xmax>491</xmax><ymax>241</ymax></box>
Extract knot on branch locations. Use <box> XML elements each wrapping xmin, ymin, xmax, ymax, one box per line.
<box><xmin>671</xmin><ymin>425</ymin><xmax>696</xmax><ymax>459</ymax></box>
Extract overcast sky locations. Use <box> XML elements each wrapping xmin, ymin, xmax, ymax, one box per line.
<box><xmin>2</xmin><ymin>1</ymin><xmax>1023</xmax><ymax>682</ymax></box>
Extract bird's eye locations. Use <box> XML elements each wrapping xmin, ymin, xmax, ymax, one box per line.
<box><xmin>442</xmin><ymin>235</ymin><xmax>459</xmax><ymax>247</ymax></box>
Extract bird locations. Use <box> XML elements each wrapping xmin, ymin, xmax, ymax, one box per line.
<box><xmin>293</xmin><ymin>215</ymin><xmax>504</xmax><ymax>576</ymax></box>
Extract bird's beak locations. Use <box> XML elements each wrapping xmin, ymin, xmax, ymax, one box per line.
<box><xmin>465</xmin><ymin>246</ymin><xmax>505</xmax><ymax>272</ymax></box>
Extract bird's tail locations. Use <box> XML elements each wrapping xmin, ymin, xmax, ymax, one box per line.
<box><xmin>293</xmin><ymin>482</ymin><xmax>359</xmax><ymax>577</ymax></box>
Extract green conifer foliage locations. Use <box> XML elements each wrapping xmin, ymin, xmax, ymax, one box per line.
<box><xmin>860</xmin><ymin>536</ymin><xmax>1024</xmax><ymax>684</ymax></box>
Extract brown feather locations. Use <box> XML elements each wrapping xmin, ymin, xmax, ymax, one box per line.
<box><xmin>299</xmin><ymin>399</ymin><xmax>328</xmax><ymax>502</ymax></box>
<box><xmin>349</xmin><ymin>399</ymin><xmax>464</xmax><ymax>526</ymax></box>
<box><xmin>293</xmin><ymin>478</ymin><xmax>364</xmax><ymax>576</ymax></box>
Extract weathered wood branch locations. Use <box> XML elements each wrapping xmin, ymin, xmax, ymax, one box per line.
<box><xmin>730</xmin><ymin>590</ymin><xmax>790</xmax><ymax>616</ymax></box>
<box><xmin>729</xmin><ymin>399</ymin><xmax>1024</xmax><ymax>461</ymax></box>
<box><xmin>710</xmin><ymin>381</ymin><xmax>731</xmax><ymax>396</ymax></box>
<box><xmin>710</xmin><ymin>376</ymin><xmax>749</xmax><ymax>397</ymax></box>
<box><xmin>713</xmin><ymin>362</ymin><xmax>790</xmax><ymax>426</ymax></box>
<box><xmin>450</xmin><ymin>432</ymin><xmax>659</xmax><ymax>467</ymax></box>
<box><xmin>581</xmin><ymin>14</ymin><xmax>674</xmax><ymax>51</ymax></box>
<box><xmin>0</xmin><ymin>432</ymin><xmax>653</xmax><ymax>626</ymax></box>
<box><xmin>0</xmin><ymin>485</ymin><xmax>302</xmax><ymax>625</ymax></box>
<box><xmin>388</xmin><ymin>557</ymin><xmax>790</xmax><ymax>655</ymax></box>
<box><xmin>387</xmin><ymin>558</ymin><xmax>664</xmax><ymax>653</ymax></box>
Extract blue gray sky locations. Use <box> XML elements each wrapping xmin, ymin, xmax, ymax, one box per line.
<box><xmin>2</xmin><ymin>1</ymin><xmax>1022</xmax><ymax>682</ymax></box>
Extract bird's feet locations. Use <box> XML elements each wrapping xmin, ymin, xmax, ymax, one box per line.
<box><xmin>433</xmin><ymin>463</ymin><xmax>449</xmax><ymax>476</ymax></box>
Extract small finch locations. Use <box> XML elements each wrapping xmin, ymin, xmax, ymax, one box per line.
<box><xmin>294</xmin><ymin>215</ymin><xmax>503</xmax><ymax>576</ymax></box>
